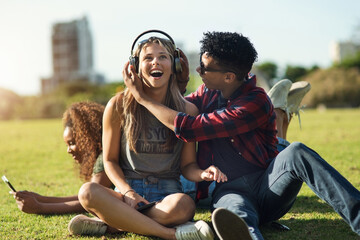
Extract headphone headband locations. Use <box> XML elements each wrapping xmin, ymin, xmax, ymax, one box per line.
<box><xmin>129</xmin><ymin>29</ymin><xmax>182</xmax><ymax>73</ymax></box>
<box><xmin>130</xmin><ymin>29</ymin><xmax>176</xmax><ymax>56</ymax></box>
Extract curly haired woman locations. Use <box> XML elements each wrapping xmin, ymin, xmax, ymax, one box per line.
<box><xmin>11</xmin><ymin>102</ymin><xmax>112</xmax><ymax>214</ymax></box>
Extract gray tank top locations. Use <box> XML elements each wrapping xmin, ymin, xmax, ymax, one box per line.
<box><xmin>119</xmin><ymin>114</ymin><xmax>183</xmax><ymax>179</ymax></box>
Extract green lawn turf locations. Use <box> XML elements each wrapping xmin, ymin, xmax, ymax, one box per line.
<box><xmin>1</xmin><ymin>109</ymin><xmax>360</xmax><ymax>239</ymax></box>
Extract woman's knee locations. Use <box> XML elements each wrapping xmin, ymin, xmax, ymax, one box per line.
<box><xmin>78</xmin><ymin>182</ymin><xmax>102</xmax><ymax>208</ymax></box>
<box><xmin>177</xmin><ymin>193</ymin><xmax>196</xmax><ymax>218</ymax></box>
<box><xmin>160</xmin><ymin>193</ymin><xmax>196</xmax><ymax>222</ymax></box>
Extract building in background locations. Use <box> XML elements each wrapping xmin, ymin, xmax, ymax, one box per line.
<box><xmin>330</xmin><ymin>41</ymin><xmax>360</xmax><ymax>64</ymax></box>
<box><xmin>41</xmin><ymin>16</ymin><xmax>104</xmax><ymax>94</ymax></box>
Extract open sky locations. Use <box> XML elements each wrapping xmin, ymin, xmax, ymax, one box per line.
<box><xmin>1</xmin><ymin>0</ymin><xmax>359</xmax><ymax>95</ymax></box>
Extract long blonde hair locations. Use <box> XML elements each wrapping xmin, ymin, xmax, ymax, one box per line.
<box><xmin>117</xmin><ymin>37</ymin><xmax>185</xmax><ymax>152</ymax></box>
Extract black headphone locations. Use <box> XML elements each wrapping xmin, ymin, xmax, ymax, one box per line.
<box><xmin>129</xmin><ymin>29</ymin><xmax>182</xmax><ymax>73</ymax></box>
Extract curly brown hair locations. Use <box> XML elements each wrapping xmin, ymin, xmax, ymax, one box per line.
<box><xmin>62</xmin><ymin>102</ymin><xmax>104</xmax><ymax>181</ymax></box>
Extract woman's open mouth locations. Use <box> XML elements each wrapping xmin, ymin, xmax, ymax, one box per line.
<box><xmin>150</xmin><ymin>70</ymin><xmax>163</xmax><ymax>78</ymax></box>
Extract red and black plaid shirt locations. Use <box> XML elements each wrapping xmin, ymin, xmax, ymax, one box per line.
<box><xmin>175</xmin><ymin>74</ymin><xmax>279</xmax><ymax>200</ymax></box>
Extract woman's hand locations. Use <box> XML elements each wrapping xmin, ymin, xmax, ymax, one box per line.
<box><xmin>123</xmin><ymin>190</ymin><xmax>149</xmax><ymax>209</ymax></box>
<box><xmin>200</xmin><ymin>165</ymin><xmax>228</xmax><ymax>183</ymax></box>
<box><xmin>10</xmin><ymin>191</ymin><xmax>43</xmax><ymax>214</ymax></box>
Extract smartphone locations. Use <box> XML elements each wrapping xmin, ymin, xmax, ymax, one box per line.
<box><xmin>137</xmin><ymin>201</ymin><xmax>156</xmax><ymax>213</ymax></box>
<box><xmin>2</xmin><ymin>175</ymin><xmax>16</xmax><ymax>192</ymax></box>
<box><xmin>271</xmin><ymin>221</ymin><xmax>290</xmax><ymax>231</ymax></box>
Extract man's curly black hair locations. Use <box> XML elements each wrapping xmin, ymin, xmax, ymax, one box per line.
<box><xmin>200</xmin><ymin>31</ymin><xmax>258</xmax><ymax>81</ymax></box>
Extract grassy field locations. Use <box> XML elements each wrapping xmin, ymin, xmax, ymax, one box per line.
<box><xmin>1</xmin><ymin>109</ymin><xmax>360</xmax><ymax>240</ymax></box>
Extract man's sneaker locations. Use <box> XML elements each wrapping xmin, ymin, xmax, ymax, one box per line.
<box><xmin>68</xmin><ymin>214</ymin><xmax>107</xmax><ymax>236</ymax></box>
<box><xmin>287</xmin><ymin>81</ymin><xmax>311</xmax><ymax>128</ymax></box>
<box><xmin>287</xmin><ymin>81</ymin><xmax>311</xmax><ymax>114</ymax></box>
<box><xmin>175</xmin><ymin>220</ymin><xmax>214</xmax><ymax>240</ymax></box>
<box><xmin>212</xmin><ymin>208</ymin><xmax>252</xmax><ymax>240</ymax></box>
<box><xmin>268</xmin><ymin>79</ymin><xmax>292</xmax><ymax>111</ymax></box>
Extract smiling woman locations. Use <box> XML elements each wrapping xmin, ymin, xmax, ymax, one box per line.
<box><xmin>10</xmin><ymin>101</ymin><xmax>113</xmax><ymax>215</ymax></box>
<box><xmin>69</xmin><ymin>32</ymin><xmax>219</xmax><ymax>240</ymax></box>
<box><xmin>138</xmin><ymin>41</ymin><xmax>173</xmax><ymax>91</ymax></box>
<box><xmin>62</xmin><ymin>102</ymin><xmax>106</xmax><ymax>181</ymax></box>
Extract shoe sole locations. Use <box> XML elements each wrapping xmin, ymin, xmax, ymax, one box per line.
<box><xmin>288</xmin><ymin>82</ymin><xmax>311</xmax><ymax>98</ymax></box>
<box><xmin>268</xmin><ymin>79</ymin><xmax>292</xmax><ymax>110</ymax></box>
<box><xmin>68</xmin><ymin>214</ymin><xmax>106</xmax><ymax>236</ymax></box>
<box><xmin>68</xmin><ymin>215</ymin><xmax>84</xmax><ymax>235</ymax></box>
<box><xmin>287</xmin><ymin>82</ymin><xmax>311</xmax><ymax>114</ymax></box>
<box><xmin>212</xmin><ymin>208</ymin><xmax>252</xmax><ymax>240</ymax></box>
<box><xmin>195</xmin><ymin>220</ymin><xmax>215</xmax><ymax>240</ymax></box>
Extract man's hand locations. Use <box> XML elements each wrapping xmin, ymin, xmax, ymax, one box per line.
<box><xmin>200</xmin><ymin>165</ymin><xmax>228</xmax><ymax>183</ymax></box>
<box><xmin>123</xmin><ymin>60</ymin><xmax>179</xmax><ymax>131</ymax></box>
<box><xmin>175</xmin><ymin>49</ymin><xmax>190</xmax><ymax>95</ymax></box>
<box><xmin>123</xmin><ymin>61</ymin><xmax>147</xmax><ymax>104</ymax></box>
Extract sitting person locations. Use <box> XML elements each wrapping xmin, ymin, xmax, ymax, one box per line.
<box><xmin>71</xmin><ymin>32</ymin><xmax>222</xmax><ymax>240</ymax></box>
<box><xmin>11</xmin><ymin>102</ymin><xmax>112</xmax><ymax>214</ymax></box>
<box><xmin>124</xmin><ymin>31</ymin><xmax>360</xmax><ymax>240</ymax></box>
<box><xmin>181</xmin><ymin>78</ymin><xmax>311</xmax><ymax>205</ymax></box>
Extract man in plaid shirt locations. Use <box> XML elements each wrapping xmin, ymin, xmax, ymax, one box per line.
<box><xmin>124</xmin><ymin>31</ymin><xmax>360</xmax><ymax>240</ymax></box>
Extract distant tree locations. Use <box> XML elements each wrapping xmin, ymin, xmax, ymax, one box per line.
<box><xmin>41</xmin><ymin>101</ymin><xmax>66</xmax><ymax>118</ymax></box>
<box><xmin>51</xmin><ymin>82</ymin><xmax>96</xmax><ymax>97</ymax></box>
<box><xmin>309</xmin><ymin>65</ymin><xmax>320</xmax><ymax>73</ymax></box>
<box><xmin>301</xmin><ymin>67</ymin><xmax>360</xmax><ymax>108</ymax></box>
<box><xmin>350</xmin><ymin>21</ymin><xmax>360</xmax><ymax>45</ymax></box>
<box><xmin>15</xmin><ymin>96</ymin><xmax>42</xmax><ymax>119</ymax></box>
<box><xmin>0</xmin><ymin>88</ymin><xmax>22</xmax><ymax>120</ymax></box>
<box><xmin>6</xmin><ymin>81</ymin><xmax>124</xmax><ymax>119</ymax></box>
<box><xmin>284</xmin><ymin>65</ymin><xmax>308</xmax><ymax>82</ymax></box>
<box><xmin>257</xmin><ymin>62</ymin><xmax>278</xmax><ymax>80</ymax></box>
<box><xmin>335</xmin><ymin>51</ymin><xmax>360</xmax><ymax>70</ymax></box>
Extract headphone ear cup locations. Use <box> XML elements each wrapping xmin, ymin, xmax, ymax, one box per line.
<box><xmin>174</xmin><ymin>58</ymin><xmax>181</xmax><ymax>73</ymax></box>
<box><xmin>174</xmin><ymin>49</ymin><xmax>182</xmax><ymax>73</ymax></box>
<box><xmin>129</xmin><ymin>56</ymin><xmax>139</xmax><ymax>73</ymax></box>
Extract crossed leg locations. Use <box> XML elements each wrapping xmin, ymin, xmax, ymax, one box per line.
<box><xmin>78</xmin><ymin>182</ymin><xmax>195</xmax><ymax>239</ymax></box>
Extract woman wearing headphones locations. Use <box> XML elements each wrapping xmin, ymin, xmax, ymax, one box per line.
<box><xmin>70</xmin><ymin>32</ymin><xmax>224</xmax><ymax>240</ymax></box>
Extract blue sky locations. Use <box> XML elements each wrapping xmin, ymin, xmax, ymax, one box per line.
<box><xmin>1</xmin><ymin>0</ymin><xmax>359</xmax><ymax>95</ymax></box>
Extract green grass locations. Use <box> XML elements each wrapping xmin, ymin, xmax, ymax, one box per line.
<box><xmin>1</xmin><ymin>109</ymin><xmax>360</xmax><ymax>239</ymax></box>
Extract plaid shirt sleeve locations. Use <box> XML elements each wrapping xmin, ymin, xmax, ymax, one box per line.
<box><xmin>175</xmin><ymin>87</ymin><xmax>272</xmax><ymax>143</ymax></box>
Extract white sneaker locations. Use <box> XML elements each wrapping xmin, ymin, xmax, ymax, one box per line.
<box><xmin>175</xmin><ymin>220</ymin><xmax>214</xmax><ymax>240</ymax></box>
<box><xmin>287</xmin><ymin>81</ymin><xmax>311</xmax><ymax>114</ymax></box>
<box><xmin>68</xmin><ymin>214</ymin><xmax>107</xmax><ymax>236</ymax></box>
<box><xmin>267</xmin><ymin>79</ymin><xmax>292</xmax><ymax>111</ymax></box>
<box><xmin>287</xmin><ymin>81</ymin><xmax>311</xmax><ymax>128</ymax></box>
<box><xmin>212</xmin><ymin>208</ymin><xmax>252</xmax><ymax>240</ymax></box>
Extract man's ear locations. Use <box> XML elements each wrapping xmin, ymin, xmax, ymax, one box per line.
<box><xmin>224</xmin><ymin>72</ymin><xmax>237</xmax><ymax>83</ymax></box>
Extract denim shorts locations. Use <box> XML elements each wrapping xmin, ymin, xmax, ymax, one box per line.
<box><xmin>115</xmin><ymin>177</ymin><xmax>183</xmax><ymax>203</ymax></box>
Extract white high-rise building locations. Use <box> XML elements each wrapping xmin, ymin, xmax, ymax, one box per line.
<box><xmin>41</xmin><ymin>16</ymin><xmax>104</xmax><ymax>94</ymax></box>
<box><xmin>330</xmin><ymin>41</ymin><xmax>360</xmax><ymax>64</ymax></box>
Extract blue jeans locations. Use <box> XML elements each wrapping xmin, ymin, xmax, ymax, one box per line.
<box><xmin>277</xmin><ymin>137</ymin><xmax>290</xmax><ymax>152</ymax></box>
<box><xmin>115</xmin><ymin>177</ymin><xmax>183</xmax><ymax>202</ymax></box>
<box><xmin>212</xmin><ymin>142</ymin><xmax>360</xmax><ymax>239</ymax></box>
<box><xmin>181</xmin><ymin>175</ymin><xmax>215</xmax><ymax>209</ymax></box>
<box><xmin>181</xmin><ymin>137</ymin><xmax>289</xmax><ymax>208</ymax></box>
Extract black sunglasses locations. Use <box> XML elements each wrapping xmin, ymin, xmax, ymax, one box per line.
<box><xmin>199</xmin><ymin>58</ymin><xmax>236</xmax><ymax>75</ymax></box>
